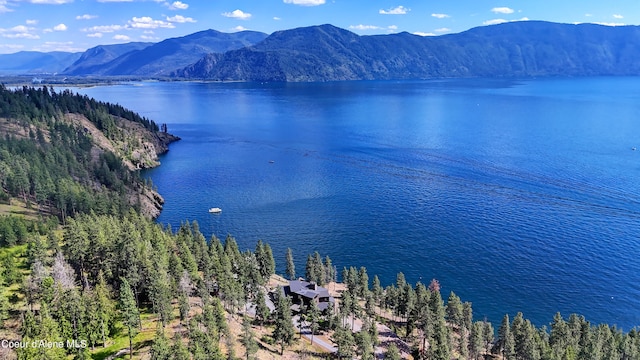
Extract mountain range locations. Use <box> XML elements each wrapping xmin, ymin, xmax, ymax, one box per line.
<box><xmin>0</xmin><ymin>51</ymin><xmax>82</xmax><ymax>75</ymax></box>
<box><xmin>2</xmin><ymin>21</ymin><xmax>640</xmax><ymax>80</ymax></box>
<box><xmin>64</xmin><ymin>29</ymin><xmax>268</xmax><ymax>76</ymax></box>
<box><xmin>174</xmin><ymin>21</ymin><xmax>640</xmax><ymax>81</ymax></box>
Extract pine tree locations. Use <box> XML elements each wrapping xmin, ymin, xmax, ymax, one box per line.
<box><xmin>411</xmin><ymin>282</ymin><xmax>433</xmax><ymax>353</ymax></box>
<box><xmin>254</xmin><ymin>240</ymin><xmax>274</xmax><ymax>283</ymax></box>
<box><xmin>313</xmin><ymin>252</ymin><xmax>324</xmax><ymax>285</ymax></box>
<box><xmin>483</xmin><ymin>319</ymin><xmax>494</xmax><ymax>354</ymax></box>
<box><xmin>429</xmin><ymin>288</ymin><xmax>450</xmax><ymax>360</ymax></box>
<box><xmin>171</xmin><ymin>333</ymin><xmax>191</xmax><ymax>360</ymax></box>
<box><xmin>459</xmin><ymin>326</ymin><xmax>470</xmax><ymax>360</ymax></box>
<box><xmin>263</xmin><ymin>243</ymin><xmax>275</xmax><ymax>280</ymax></box>
<box><xmin>151</xmin><ymin>328</ymin><xmax>171</xmax><ymax>360</ymax></box>
<box><xmin>254</xmin><ymin>289</ymin><xmax>270</xmax><ymax>327</ymax></box>
<box><xmin>470</xmin><ymin>321</ymin><xmax>484</xmax><ymax>360</ymax></box>
<box><xmin>95</xmin><ymin>270</ymin><xmax>115</xmax><ymax>347</ymax></box>
<box><xmin>306</xmin><ymin>300</ymin><xmax>321</xmax><ymax>345</ymax></box>
<box><xmin>119</xmin><ymin>278</ymin><xmax>140</xmax><ymax>359</ymax></box>
<box><xmin>305</xmin><ymin>255</ymin><xmax>316</xmax><ymax>283</ymax></box>
<box><xmin>355</xmin><ymin>326</ymin><xmax>374</xmax><ymax>360</ymax></box>
<box><xmin>385</xmin><ymin>342</ymin><xmax>401</xmax><ymax>360</ymax></box>
<box><xmin>0</xmin><ymin>283</ymin><xmax>9</xmax><ymax>327</ymax></box>
<box><xmin>550</xmin><ymin>312</ymin><xmax>570</xmax><ymax>358</ymax></box>
<box><xmin>272</xmin><ymin>289</ymin><xmax>295</xmax><ymax>355</ymax></box>
<box><xmin>358</xmin><ymin>266</ymin><xmax>369</xmax><ymax>298</ymax></box>
<box><xmin>150</xmin><ymin>267</ymin><xmax>173</xmax><ymax>327</ymax></box>
<box><xmin>446</xmin><ymin>291</ymin><xmax>463</xmax><ymax>330</ymax></box>
<box><xmin>285</xmin><ymin>248</ymin><xmax>295</xmax><ymax>280</ymax></box>
<box><xmin>323</xmin><ymin>255</ymin><xmax>334</xmax><ymax>284</ymax></box>
<box><xmin>240</xmin><ymin>316</ymin><xmax>258</xmax><ymax>360</ymax></box>
<box><xmin>462</xmin><ymin>301</ymin><xmax>473</xmax><ymax>334</ymax></box>
<box><xmin>25</xmin><ymin>304</ymin><xmax>67</xmax><ymax>360</ymax></box>
<box><xmin>178</xmin><ymin>292</ymin><xmax>190</xmax><ymax>325</ymax></box>
<box><xmin>340</xmin><ymin>289</ymin><xmax>353</xmax><ymax>329</ymax></box>
<box><xmin>365</xmin><ymin>292</ymin><xmax>376</xmax><ymax>321</ymax></box>
<box><xmin>372</xmin><ymin>275</ymin><xmax>383</xmax><ymax>310</ymax></box>
<box><xmin>332</xmin><ymin>325</ymin><xmax>355</xmax><ymax>359</ymax></box>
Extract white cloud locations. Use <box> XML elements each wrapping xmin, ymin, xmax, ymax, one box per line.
<box><xmin>491</xmin><ymin>7</ymin><xmax>514</xmax><ymax>14</ymax></box>
<box><xmin>349</xmin><ymin>24</ymin><xmax>381</xmax><ymax>30</ymax></box>
<box><xmin>143</xmin><ymin>30</ymin><xmax>154</xmax><ymax>34</ymax></box>
<box><xmin>232</xmin><ymin>26</ymin><xmax>248</xmax><ymax>31</ymax></box>
<box><xmin>595</xmin><ymin>22</ymin><xmax>625</xmax><ymax>26</ymax></box>
<box><xmin>3</xmin><ymin>33</ymin><xmax>40</xmax><ymax>39</ymax></box>
<box><xmin>113</xmin><ymin>34</ymin><xmax>131</xmax><ymax>41</ymax></box>
<box><xmin>431</xmin><ymin>13</ymin><xmax>450</xmax><ymax>19</ymax></box>
<box><xmin>585</xmin><ymin>14</ymin><xmax>593</xmax><ymax>17</ymax></box>
<box><xmin>34</xmin><ymin>41</ymin><xmax>83</xmax><ymax>52</ymax></box>
<box><xmin>273</xmin><ymin>17</ymin><xmax>281</xmax><ymax>21</ymax></box>
<box><xmin>53</xmin><ymin>23</ymin><xmax>67</xmax><ymax>31</ymax></box>
<box><xmin>435</xmin><ymin>28</ymin><xmax>450</xmax><ymax>33</ymax></box>
<box><xmin>483</xmin><ymin>18</ymin><xmax>508</xmax><ymax>25</ymax></box>
<box><xmin>10</xmin><ymin>25</ymin><xmax>30</xmax><ymax>32</ymax></box>
<box><xmin>613</xmin><ymin>14</ymin><xmax>624</xmax><ymax>19</ymax></box>
<box><xmin>413</xmin><ymin>32</ymin><xmax>435</xmax><ymax>37</ymax></box>
<box><xmin>0</xmin><ymin>44</ymin><xmax>25</xmax><ymax>53</ymax></box>
<box><xmin>140</xmin><ymin>35</ymin><xmax>158</xmax><ymax>40</ymax></box>
<box><xmin>166</xmin><ymin>15</ymin><xmax>196</xmax><ymax>23</ymax></box>
<box><xmin>129</xmin><ymin>16</ymin><xmax>175</xmax><ymax>29</ymax></box>
<box><xmin>222</xmin><ymin>9</ymin><xmax>252</xmax><ymax>20</ymax></box>
<box><xmin>29</xmin><ymin>0</ymin><xmax>73</xmax><ymax>3</ymax></box>
<box><xmin>283</xmin><ymin>0</ymin><xmax>325</xmax><ymax>6</ymax></box>
<box><xmin>76</xmin><ymin>14</ymin><xmax>98</xmax><ymax>20</ymax></box>
<box><xmin>168</xmin><ymin>1</ymin><xmax>188</xmax><ymax>10</ymax></box>
<box><xmin>483</xmin><ymin>17</ymin><xmax>529</xmax><ymax>26</ymax></box>
<box><xmin>87</xmin><ymin>32</ymin><xmax>103</xmax><ymax>38</ymax></box>
<box><xmin>388</xmin><ymin>25</ymin><xmax>398</xmax><ymax>30</ymax></box>
<box><xmin>379</xmin><ymin>6</ymin><xmax>410</xmax><ymax>15</ymax></box>
<box><xmin>0</xmin><ymin>1</ymin><xmax>12</xmax><ymax>13</ymax></box>
<box><xmin>26</xmin><ymin>19</ymin><xmax>38</xmax><ymax>25</ymax></box>
<box><xmin>97</xmin><ymin>0</ymin><xmax>133</xmax><ymax>2</ymax></box>
<box><xmin>82</xmin><ymin>24</ymin><xmax>126</xmax><ymax>33</ymax></box>
<box><xmin>0</xmin><ymin>25</ymin><xmax>40</xmax><ymax>39</ymax></box>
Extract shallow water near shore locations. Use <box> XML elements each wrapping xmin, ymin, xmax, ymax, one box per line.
<box><xmin>77</xmin><ymin>77</ymin><xmax>640</xmax><ymax>330</ymax></box>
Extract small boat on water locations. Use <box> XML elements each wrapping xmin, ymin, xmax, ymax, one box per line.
<box><xmin>208</xmin><ymin>207</ymin><xmax>222</xmax><ymax>213</ymax></box>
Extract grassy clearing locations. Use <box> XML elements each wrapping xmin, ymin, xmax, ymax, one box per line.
<box><xmin>0</xmin><ymin>201</ymin><xmax>40</xmax><ymax>220</ymax></box>
<box><xmin>91</xmin><ymin>309</ymin><xmax>158</xmax><ymax>360</ymax></box>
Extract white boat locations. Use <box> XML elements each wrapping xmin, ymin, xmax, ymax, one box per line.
<box><xmin>208</xmin><ymin>207</ymin><xmax>222</xmax><ymax>213</ymax></box>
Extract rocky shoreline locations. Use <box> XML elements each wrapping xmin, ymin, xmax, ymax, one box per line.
<box><xmin>135</xmin><ymin>130</ymin><xmax>180</xmax><ymax>219</ymax></box>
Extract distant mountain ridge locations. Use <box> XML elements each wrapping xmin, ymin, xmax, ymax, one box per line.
<box><xmin>64</xmin><ymin>29</ymin><xmax>268</xmax><ymax>76</ymax></box>
<box><xmin>62</xmin><ymin>42</ymin><xmax>153</xmax><ymax>75</ymax></box>
<box><xmin>0</xmin><ymin>51</ymin><xmax>82</xmax><ymax>75</ymax></box>
<box><xmin>3</xmin><ymin>21</ymin><xmax>640</xmax><ymax>80</ymax></box>
<box><xmin>173</xmin><ymin>21</ymin><xmax>640</xmax><ymax>81</ymax></box>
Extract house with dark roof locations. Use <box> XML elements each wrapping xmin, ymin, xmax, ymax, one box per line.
<box><xmin>281</xmin><ymin>279</ymin><xmax>335</xmax><ymax>313</ymax></box>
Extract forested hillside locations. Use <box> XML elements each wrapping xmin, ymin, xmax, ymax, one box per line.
<box><xmin>174</xmin><ymin>21</ymin><xmax>640</xmax><ymax>81</ymax></box>
<box><xmin>0</xmin><ymin>85</ymin><xmax>178</xmax><ymax>222</ymax></box>
<box><xmin>1</xmin><ymin>210</ymin><xmax>638</xmax><ymax>359</ymax></box>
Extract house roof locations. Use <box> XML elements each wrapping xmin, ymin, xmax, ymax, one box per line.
<box><xmin>288</xmin><ymin>280</ymin><xmax>331</xmax><ymax>299</ymax></box>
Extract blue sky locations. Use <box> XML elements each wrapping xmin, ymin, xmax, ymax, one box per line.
<box><xmin>0</xmin><ymin>0</ymin><xmax>637</xmax><ymax>54</ymax></box>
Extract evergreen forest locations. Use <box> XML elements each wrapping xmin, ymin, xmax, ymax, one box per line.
<box><xmin>0</xmin><ymin>86</ymin><xmax>638</xmax><ymax>359</ymax></box>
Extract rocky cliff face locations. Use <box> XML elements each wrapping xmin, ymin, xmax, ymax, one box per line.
<box><xmin>64</xmin><ymin>113</ymin><xmax>179</xmax><ymax>218</ymax></box>
<box><xmin>65</xmin><ymin>113</ymin><xmax>179</xmax><ymax>170</ymax></box>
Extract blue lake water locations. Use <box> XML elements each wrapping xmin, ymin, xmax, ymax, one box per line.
<box><xmin>76</xmin><ymin>78</ymin><xmax>640</xmax><ymax>330</ymax></box>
